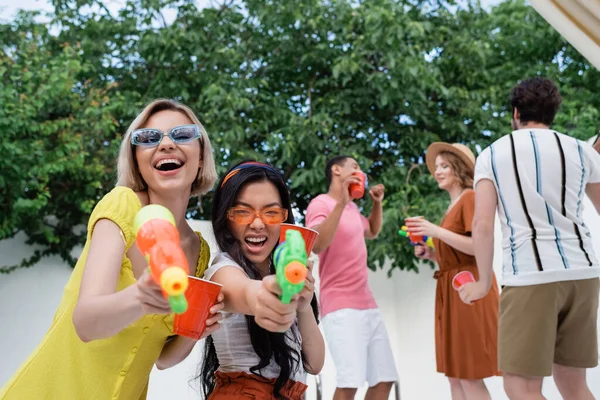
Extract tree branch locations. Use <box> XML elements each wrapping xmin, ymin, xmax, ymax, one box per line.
<box><xmin>405</xmin><ymin>162</ymin><xmax>422</xmax><ymax>185</ymax></box>
<box><xmin>156</xmin><ymin>10</ymin><xmax>168</xmax><ymax>29</ymax></box>
<box><xmin>307</xmin><ymin>75</ymin><xmax>315</xmax><ymax>118</ymax></box>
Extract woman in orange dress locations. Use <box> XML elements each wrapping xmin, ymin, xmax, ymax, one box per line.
<box><xmin>406</xmin><ymin>142</ymin><xmax>500</xmax><ymax>400</ymax></box>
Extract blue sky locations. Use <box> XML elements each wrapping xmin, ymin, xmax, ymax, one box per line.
<box><xmin>0</xmin><ymin>0</ymin><xmax>504</xmax><ymax>22</ymax></box>
<box><xmin>0</xmin><ymin>0</ymin><xmax>213</xmax><ymax>22</ymax></box>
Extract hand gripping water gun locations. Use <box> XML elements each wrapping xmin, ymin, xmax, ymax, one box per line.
<box><xmin>274</xmin><ymin>229</ymin><xmax>308</xmax><ymax>304</ymax></box>
<box><xmin>133</xmin><ymin>204</ymin><xmax>189</xmax><ymax>314</ymax></box>
<box><xmin>398</xmin><ymin>226</ymin><xmax>434</xmax><ymax>248</ymax></box>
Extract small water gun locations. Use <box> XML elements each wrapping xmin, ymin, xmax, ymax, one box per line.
<box><xmin>133</xmin><ymin>204</ymin><xmax>189</xmax><ymax>314</ymax></box>
<box><xmin>274</xmin><ymin>229</ymin><xmax>308</xmax><ymax>304</ymax></box>
<box><xmin>398</xmin><ymin>226</ymin><xmax>434</xmax><ymax>248</ymax></box>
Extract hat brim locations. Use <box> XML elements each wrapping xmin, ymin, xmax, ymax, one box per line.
<box><xmin>425</xmin><ymin>142</ymin><xmax>475</xmax><ymax>176</ymax></box>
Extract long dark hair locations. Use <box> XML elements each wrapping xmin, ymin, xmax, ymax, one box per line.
<box><xmin>201</xmin><ymin>160</ymin><xmax>319</xmax><ymax>399</ymax></box>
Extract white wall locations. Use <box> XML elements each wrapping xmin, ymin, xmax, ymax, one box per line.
<box><xmin>2</xmin><ymin>203</ymin><xmax>600</xmax><ymax>399</ymax></box>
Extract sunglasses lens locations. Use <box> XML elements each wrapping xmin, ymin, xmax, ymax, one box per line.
<box><xmin>262</xmin><ymin>209</ymin><xmax>287</xmax><ymax>224</ymax></box>
<box><xmin>171</xmin><ymin>126</ymin><xmax>198</xmax><ymax>143</ymax></box>
<box><xmin>229</xmin><ymin>208</ymin><xmax>253</xmax><ymax>224</ymax></box>
<box><xmin>227</xmin><ymin>207</ymin><xmax>287</xmax><ymax>225</ymax></box>
<box><xmin>132</xmin><ymin>129</ymin><xmax>161</xmax><ymax>145</ymax></box>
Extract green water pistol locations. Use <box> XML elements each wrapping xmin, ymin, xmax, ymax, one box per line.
<box><xmin>274</xmin><ymin>229</ymin><xmax>308</xmax><ymax>304</ymax></box>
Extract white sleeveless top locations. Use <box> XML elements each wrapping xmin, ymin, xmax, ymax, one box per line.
<box><xmin>204</xmin><ymin>252</ymin><xmax>306</xmax><ymax>382</ymax></box>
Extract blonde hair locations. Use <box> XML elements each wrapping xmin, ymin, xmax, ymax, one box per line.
<box><xmin>116</xmin><ymin>99</ymin><xmax>217</xmax><ymax>196</ymax></box>
<box><xmin>438</xmin><ymin>151</ymin><xmax>474</xmax><ymax>189</ymax></box>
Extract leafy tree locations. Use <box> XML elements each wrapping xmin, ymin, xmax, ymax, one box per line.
<box><xmin>0</xmin><ymin>13</ymin><xmax>119</xmax><ymax>272</ymax></box>
<box><xmin>1</xmin><ymin>0</ymin><xmax>598</xmax><ymax>275</ymax></box>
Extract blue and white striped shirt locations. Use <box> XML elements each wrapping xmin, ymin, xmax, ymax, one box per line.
<box><xmin>474</xmin><ymin>129</ymin><xmax>600</xmax><ymax>286</ymax></box>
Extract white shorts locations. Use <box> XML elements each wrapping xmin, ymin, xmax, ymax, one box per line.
<box><xmin>321</xmin><ymin>308</ymin><xmax>399</xmax><ymax>388</ymax></box>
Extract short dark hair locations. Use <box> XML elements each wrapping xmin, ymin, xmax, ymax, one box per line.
<box><xmin>510</xmin><ymin>77</ymin><xmax>562</xmax><ymax>126</ymax></box>
<box><xmin>325</xmin><ymin>155</ymin><xmax>351</xmax><ymax>185</ymax></box>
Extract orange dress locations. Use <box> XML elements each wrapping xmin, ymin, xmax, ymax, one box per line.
<box><xmin>432</xmin><ymin>189</ymin><xmax>500</xmax><ymax>379</ymax></box>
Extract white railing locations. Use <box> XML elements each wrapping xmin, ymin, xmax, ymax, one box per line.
<box><xmin>315</xmin><ymin>374</ymin><xmax>323</xmax><ymax>400</ymax></box>
<box><xmin>393</xmin><ymin>379</ymin><xmax>401</xmax><ymax>399</ymax></box>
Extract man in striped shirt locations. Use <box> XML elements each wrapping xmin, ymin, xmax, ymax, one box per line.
<box><xmin>459</xmin><ymin>77</ymin><xmax>600</xmax><ymax>399</ymax></box>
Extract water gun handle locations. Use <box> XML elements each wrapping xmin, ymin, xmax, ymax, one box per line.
<box><xmin>274</xmin><ymin>230</ymin><xmax>308</xmax><ymax>304</ymax></box>
<box><xmin>280</xmin><ymin>286</ymin><xmax>295</xmax><ymax>305</ymax></box>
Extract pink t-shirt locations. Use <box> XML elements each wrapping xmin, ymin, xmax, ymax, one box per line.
<box><xmin>305</xmin><ymin>194</ymin><xmax>378</xmax><ymax>318</ymax></box>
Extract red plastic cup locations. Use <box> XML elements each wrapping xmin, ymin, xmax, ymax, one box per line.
<box><xmin>173</xmin><ymin>277</ymin><xmax>222</xmax><ymax>340</ymax></box>
<box><xmin>279</xmin><ymin>223</ymin><xmax>319</xmax><ymax>254</ymax></box>
<box><xmin>279</xmin><ymin>224</ymin><xmax>319</xmax><ymax>254</ymax></box>
<box><xmin>349</xmin><ymin>171</ymin><xmax>366</xmax><ymax>199</ymax></box>
<box><xmin>452</xmin><ymin>271</ymin><xmax>475</xmax><ymax>291</ymax></box>
<box><xmin>404</xmin><ymin>216</ymin><xmax>425</xmax><ymax>243</ymax></box>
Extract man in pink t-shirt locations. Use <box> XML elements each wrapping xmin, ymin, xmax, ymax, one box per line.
<box><xmin>305</xmin><ymin>155</ymin><xmax>398</xmax><ymax>400</ymax></box>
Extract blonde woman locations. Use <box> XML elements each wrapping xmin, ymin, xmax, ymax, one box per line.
<box><xmin>0</xmin><ymin>99</ymin><xmax>224</xmax><ymax>400</ymax></box>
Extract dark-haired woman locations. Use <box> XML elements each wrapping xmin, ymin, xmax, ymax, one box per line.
<box><xmin>200</xmin><ymin>161</ymin><xmax>324</xmax><ymax>399</ymax></box>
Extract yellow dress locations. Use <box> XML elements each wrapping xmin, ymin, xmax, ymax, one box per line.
<box><xmin>0</xmin><ymin>187</ymin><xmax>211</xmax><ymax>400</ymax></box>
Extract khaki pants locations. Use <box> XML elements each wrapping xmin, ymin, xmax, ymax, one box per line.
<box><xmin>498</xmin><ymin>278</ymin><xmax>599</xmax><ymax>376</ymax></box>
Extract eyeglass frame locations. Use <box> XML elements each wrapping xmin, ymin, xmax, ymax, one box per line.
<box><xmin>226</xmin><ymin>206</ymin><xmax>289</xmax><ymax>225</ymax></box>
<box><xmin>130</xmin><ymin>124</ymin><xmax>203</xmax><ymax>148</ymax></box>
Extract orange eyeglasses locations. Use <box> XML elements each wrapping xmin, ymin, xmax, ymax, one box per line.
<box><xmin>227</xmin><ymin>206</ymin><xmax>288</xmax><ymax>225</ymax></box>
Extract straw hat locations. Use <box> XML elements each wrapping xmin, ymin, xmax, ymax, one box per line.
<box><xmin>425</xmin><ymin>142</ymin><xmax>475</xmax><ymax>176</ymax></box>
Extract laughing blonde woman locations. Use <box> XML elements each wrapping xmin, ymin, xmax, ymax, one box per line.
<box><xmin>1</xmin><ymin>99</ymin><xmax>224</xmax><ymax>400</ymax></box>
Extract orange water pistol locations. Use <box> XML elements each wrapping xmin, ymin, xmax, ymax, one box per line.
<box><xmin>133</xmin><ymin>205</ymin><xmax>189</xmax><ymax>314</ymax></box>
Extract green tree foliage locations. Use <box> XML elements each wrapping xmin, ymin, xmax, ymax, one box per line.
<box><xmin>1</xmin><ymin>0</ymin><xmax>599</xmax><ymax>274</ymax></box>
<box><xmin>0</xmin><ymin>13</ymin><xmax>120</xmax><ymax>272</ymax></box>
